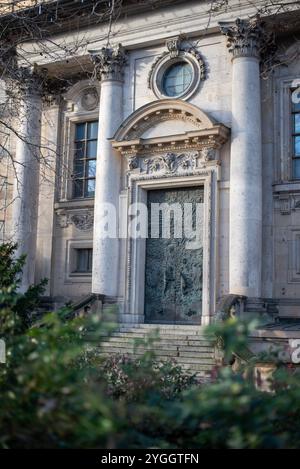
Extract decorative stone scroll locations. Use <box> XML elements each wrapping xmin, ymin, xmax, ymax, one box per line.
<box><xmin>89</xmin><ymin>44</ymin><xmax>127</xmax><ymax>82</ymax></box>
<box><xmin>56</xmin><ymin>209</ymin><xmax>94</xmax><ymax>231</ymax></box>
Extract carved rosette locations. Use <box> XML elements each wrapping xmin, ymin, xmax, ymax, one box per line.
<box><xmin>219</xmin><ymin>17</ymin><xmax>264</xmax><ymax>59</ymax></box>
<box><xmin>90</xmin><ymin>44</ymin><xmax>127</xmax><ymax>82</ymax></box>
<box><xmin>56</xmin><ymin>209</ymin><xmax>94</xmax><ymax>231</ymax></box>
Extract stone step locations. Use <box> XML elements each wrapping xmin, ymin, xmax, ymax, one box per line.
<box><xmin>99</xmin><ymin>323</ymin><xmax>216</xmax><ymax>376</ymax></box>
<box><xmin>117</xmin><ymin>326</ymin><xmax>209</xmax><ymax>336</ymax></box>
<box><xmin>100</xmin><ymin>342</ymin><xmax>214</xmax><ymax>353</ymax></box>
<box><xmin>100</xmin><ymin>346</ymin><xmax>214</xmax><ymax>360</ymax></box>
<box><xmin>113</xmin><ymin>331</ymin><xmax>213</xmax><ymax>340</ymax></box>
<box><xmin>100</xmin><ymin>351</ymin><xmax>214</xmax><ymax>369</ymax></box>
<box><xmin>104</xmin><ymin>335</ymin><xmax>214</xmax><ymax>347</ymax></box>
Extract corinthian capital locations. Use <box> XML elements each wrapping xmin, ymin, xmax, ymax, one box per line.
<box><xmin>90</xmin><ymin>44</ymin><xmax>127</xmax><ymax>82</ymax></box>
<box><xmin>5</xmin><ymin>66</ymin><xmax>47</xmax><ymax>100</ymax></box>
<box><xmin>219</xmin><ymin>17</ymin><xmax>264</xmax><ymax>59</ymax></box>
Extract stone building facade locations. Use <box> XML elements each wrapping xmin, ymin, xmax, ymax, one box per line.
<box><xmin>1</xmin><ymin>1</ymin><xmax>300</xmax><ymax>339</ymax></box>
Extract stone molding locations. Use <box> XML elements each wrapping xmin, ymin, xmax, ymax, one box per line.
<box><xmin>113</xmin><ymin>99</ymin><xmax>219</xmax><ymax>141</ymax></box>
<box><xmin>89</xmin><ymin>44</ymin><xmax>127</xmax><ymax>82</ymax></box>
<box><xmin>123</xmin><ymin>169</ymin><xmax>218</xmax><ymax>325</ymax></box>
<box><xmin>219</xmin><ymin>17</ymin><xmax>264</xmax><ymax>59</ymax></box>
<box><xmin>112</xmin><ymin>128</ymin><xmax>227</xmax><ymax>159</ymax></box>
<box><xmin>56</xmin><ymin>208</ymin><xmax>94</xmax><ymax>231</ymax></box>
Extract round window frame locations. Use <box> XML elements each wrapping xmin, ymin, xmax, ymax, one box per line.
<box><xmin>150</xmin><ymin>52</ymin><xmax>202</xmax><ymax>100</ymax></box>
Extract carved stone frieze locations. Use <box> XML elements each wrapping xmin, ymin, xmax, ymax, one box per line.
<box><xmin>56</xmin><ymin>209</ymin><xmax>94</xmax><ymax>231</ymax></box>
<box><xmin>122</xmin><ymin>143</ymin><xmax>219</xmax><ymax>175</ymax></box>
<box><xmin>144</xmin><ymin>152</ymin><xmax>198</xmax><ymax>174</ymax></box>
<box><xmin>90</xmin><ymin>44</ymin><xmax>127</xmax><ymax>82</ymax></box>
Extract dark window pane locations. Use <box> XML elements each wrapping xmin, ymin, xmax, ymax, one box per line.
<box><xmin>294</xmin><ymin>136</ymin><xmax>300</xmax><ymax>156</ymax></box>
<box><xmin>86</xmin><ymin>140</ymin><xmax>97</xmax><ymax>158</ymax></box>
<box><xmin>87</xmin><ymin>249</ymin><xmax>93</xmax><ymax>271</ymax></box>
<box><xmin>295</xmin><ymin>114</ymin><xmax>300</xmax><ymax>134</ymax></box>
<box><xmin>75</xmin><ymin>249</ymin><xmax>92</xmax><ymax>273</ymax></box>
<box><xmin>73</xmin><ymin>160</ymin><xmax>84</xmax><ymax>178</ymax></box>
<box><xmin>73</xmin><ymin>179</ymin><xmax>84</xmax><ymax>198</ymax></box>
<box><xmin>75</xmin><ymin>142</ymin><xmax>85</xmax><ymax>159</ymax></box>
<box><xmin>73</xmin><ymin>121</ymin><xmax>98</xmax><ymax>199</ymax></box>
<box><xmin>85</xmin><ymin>179</ymin><xmax>95</xmax><ymax>198</ymax></box>
<box><xmin>76</xmin><ymin>249</ymin><xmax>87</xmax><ymax>272</ymax></box>
<box><xmin>87</xmin><ymin>121</ymin><xmax>98</xmax><ymax>139</ymax></box>
<box><xmin>87</xmin><ymin>159</ymin><xmax>96</xmax><ymax>177</ymax></box>
<box><xmin>75</xmin><ymin>123</ymin><xmax>85</xmax><ymax>140</ymax></box>
<box><xmin>293</xmin><ymin>159</ymin><xmax>300</xmax><ymax>179</ymax></box>
<box><xmin>76</xmin><ymin>248</ymin><xmax>93</xmax><ymax>272</ymax></box>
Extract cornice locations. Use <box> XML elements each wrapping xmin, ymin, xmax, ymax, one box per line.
<box><xmin>112</xmin><ymin>126</ymin><xmax>230</xmax><ymax>157</ymax></box>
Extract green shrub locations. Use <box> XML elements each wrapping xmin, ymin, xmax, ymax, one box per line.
<box><xmin>2</xmin><ymin>243</ymin><xmax>300</xmax><ymax>448</ymax></box>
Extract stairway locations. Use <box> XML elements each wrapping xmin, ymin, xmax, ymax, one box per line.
<box><xmin>100</xmin><ymin>324</ymin><xmax>217</xmax><ymax>378</ymax></box>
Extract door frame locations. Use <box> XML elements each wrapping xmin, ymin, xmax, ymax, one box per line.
<box><xmin>123</xmin><ymin>168</ymin><xmax>219</xmax><ymax>326</ymax></box>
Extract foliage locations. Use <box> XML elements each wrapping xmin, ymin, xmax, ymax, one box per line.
<box><xmin>102</xmin><ymin>353</ymin><xmax>197</xmax><ymax>401</ymax></box>
<box><xmin>0</xmin><ymin>242</ymin><xmax>47</xmax><ymax>329</ymax></box>
<box><xmin>3</xmin><ymin>245</ymin><xmax>300</xmax><ymax>448</ymax></box>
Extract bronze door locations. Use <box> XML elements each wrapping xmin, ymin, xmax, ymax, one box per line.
<box><xmin>144</xmin><ymin>187</ymin><xmax>204</xmax><ymax>324</ymax></box>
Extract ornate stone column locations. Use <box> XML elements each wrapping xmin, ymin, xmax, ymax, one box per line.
<box><xmin>220</xmin><ymin>18</ymin><xmax>263</xmax><ymax>297</ymax></box>
<box><xmin>90</xmin><ymin>45</ymin><xmax>127</xmax><ymax>297</ymax></box>
<box><xmin>11</xmin><ymin>69</ymin><xmax>43</xmax><ymax>292</ymax></box>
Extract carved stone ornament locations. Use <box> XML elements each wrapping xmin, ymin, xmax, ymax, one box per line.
<box><xmin>127</xmin><ymin>155</ymin><xmax>139</xmax><ymax>170</ymax></box>
<box><xmin>89</xmin><ymin>44</ymin><xmax>127</xmax><ymax>82</ymax></box>
<box><xmin>201</xmin><ymin>147</ymin><xmax>216</xmax><ymax>162</ymax></box>
<box><xmin>80</xmin><ymin>87</ymin><xmax>99</xmax><ymax>111</ymax></box>
<box><xmin>144</xmin><ymin>152</ymin><xmax>199</xmax><ymax>174</ymax></box>
<box><xmin>166</xmin><ymin>34</ymin><xmax>186</xmax><ymax>58</ymax></box>
<box><xmin>56</xmin><ymin>209</ymin><xmax>94</xmax><ymax>231</ymax></box>
<box><xmin>219</xmin><ymin>17</ymin><xmax>264</xmax><ymax>59</ymax></box>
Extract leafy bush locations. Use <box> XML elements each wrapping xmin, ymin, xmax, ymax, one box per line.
<box><xmin>2</xmin><ymin>243</ymin><xmax>300</xmax><ymax>448</ymax></box>
<box><xmin>0</xmin><ymin>242</ymin><xmax>47</xmax><ymax>329</ymax></box>
<box><xmin>102</xmin><ymin>353</ymin><xmax>197</xmax><ymax>401</ymax></box>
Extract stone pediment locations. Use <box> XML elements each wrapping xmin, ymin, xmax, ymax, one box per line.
<box><xmin>112</xmin><ymin>99</ymin><xmax>229</xmax><ymax>156</ymax></box>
